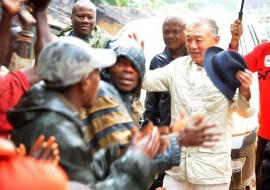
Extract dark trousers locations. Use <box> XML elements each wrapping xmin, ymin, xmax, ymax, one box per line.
<box><xmin>256</xmin><ymin>136</ymin><xmax>269</xmax><ymax>190</ymax></box>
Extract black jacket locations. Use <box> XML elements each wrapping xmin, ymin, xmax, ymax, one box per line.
<box><xmin>8</xmin><ymin>83</ymin><xmax>157</xmax><ymax>190</ymax></box>
<box><xmin>143</xmin><ymin>48</ymin><xmax>173</xmax><ymax>126</ymax></box>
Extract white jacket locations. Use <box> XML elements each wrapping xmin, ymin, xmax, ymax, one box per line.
<box><xmin>142</xmin><ymin>55</ymin><xmax>254</xmax><ymax>184</ymax></box>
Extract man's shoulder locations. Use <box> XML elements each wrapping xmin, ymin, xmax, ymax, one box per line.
<box><xmin>150</xmin><ymin>52</ymin><xmax>171</xmax><ymax>69</ymax></box>
<box><xmin>82</xmin><ymin>80</ymin><xmax>131</xmax><ymax>117</ymax></box>
<box><xmin>91</xmin><ymin>26</ymin><xmax>112</xmax><ymax>48</ymax></box>
<box><xmin>98</xmin><ymin>81</ymin><xmax>121</xmax><ymax>99</ymax></box>
<box><xmin>168</xmin><ymin>55</ymin><xmax>191</xmax><ymax>68</ymax></box>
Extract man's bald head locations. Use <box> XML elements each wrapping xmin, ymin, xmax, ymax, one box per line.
<box><xmin>72</xmin><ymin>0</ymin><xmax>96</xmax><ymax>15</ymax></box>
<box><xmin>163</xmin><ymin>16</ymin><xmax>185</xmax><ymax>28</ymax></box>
<box><xmin>71</xmin><ymin>0</ymin><xmax>96</xmax><ymax>39</ymax></box>
<box><xmin>162</xmin><ymin>16</ymin><xmax>186</xmax><ymax>52</ymax></box>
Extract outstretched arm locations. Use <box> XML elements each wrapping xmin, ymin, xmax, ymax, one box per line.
<box><xmin>29</xmin><ymin>0</ymin><xmax>52</xmax><ymax>63</ymax></box>
<box><xmin>0</xmin><ymin>0</ymin><xmax>23</xmax><ymax>67</ymax></box>
<box><xmin>21</xmin><ymin>0</ymin><xmax>53</xmax><ymax>85</ymax></box>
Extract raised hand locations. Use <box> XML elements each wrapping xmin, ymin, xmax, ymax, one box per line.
<box><xmin>230</xmin><ymin>19</ymin><xmax>243</xmax><ymax>49</ymax></box>
<box><xmin>18</xmin><ymin>9</ymin><xmax>36</xmax><ymax>30</ymax></box>
<box><xmin>27</xmin><ymin>0</ymin><xmax>51</xmax><ymax>12</ymax></box>
<box><xmin>128</xmin><ymin>32</ymin><xmax>145</xmax><ymax>49</ymax></box>
<box><xmin>236</xmin><ymin>69</ymin><xmax>252</xmax><ymax>100</ymax></box>
<box><xmin>16</xmin><ymin>135</ymin><xmax>60</xmax><ymax>165</ymax></box>
<box><xmin>1</xmin><ymin>0</ymin><xmax>25</xmax><ymax>15</ymax></box>
<box><xmin>0</xmin><ymin>138</ymin><xmax>16</xmax><ymax>157</ymax></box>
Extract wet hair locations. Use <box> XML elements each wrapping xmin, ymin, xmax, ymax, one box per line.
<box><xmin>72</xmin><ymin>0</ymin><xmax>96</xmax><ymax>15</ymax></box>
<box><xmin>187</xmin><ymin>18</ymin><xmax>219</xmax><ymax>36</ymax></box>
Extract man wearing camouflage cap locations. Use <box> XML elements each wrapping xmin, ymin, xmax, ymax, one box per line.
<box><xmin>9</xmin><ymin>37</ymin><xmax>163</xmax><ymax>189</ymax></box>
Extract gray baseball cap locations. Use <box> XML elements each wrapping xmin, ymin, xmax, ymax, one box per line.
<box><xmin>37</xmin><ymin>36</ymin><xmax>116</xmax><ymax>88</ymax></box>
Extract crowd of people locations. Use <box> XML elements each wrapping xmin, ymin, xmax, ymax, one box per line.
<box><xmin>0</xmin><ymin>0</ymin><xmax>269</xmax><ymax>190</ymax></box>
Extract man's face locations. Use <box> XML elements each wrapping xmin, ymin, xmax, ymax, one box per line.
<box><xmin>109</xmin><ymin>57</ymin><xmax>140</xmax><ymax>92</ymax></box>
<box><xmin>162</xmin><ymin>19</ymin><xmax>185</xmax><ymax>51</ymax></box>
<box><xmin>82</xmin><ymin>69</ymin><xmax>100</xmax><ymax>108</ymax></box>
<box><xmin>71</xmin><ymin>5</ymin><xmax>96</xmax><ymax>38</ymax></box>
<box><xmin>185</xmin><ymin>24</ymin><xmax>219</xmax><ymax>65</ymax></box>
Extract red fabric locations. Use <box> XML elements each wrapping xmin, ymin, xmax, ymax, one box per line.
<box><xmin>0</xmin><ymin>71</ymin><xmax>30</xmax><ymax>138</ymax></box>
<box><xmin>244</xmin><ymin>42</ymin><xmax>270</xmax><ymax>140</ymax></box>
<box><xmin>0</xmin><ymin>156</ymin><xmax>68</xmax><ymax>190</ymax></box>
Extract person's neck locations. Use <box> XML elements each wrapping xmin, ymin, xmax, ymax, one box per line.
<box><xmin>167</xmin><ymin>45</ymin><xmax>186</xmax><ymax>60</ymax></box>
<box><xmin>73</xmin><ymin>31</ymin><xmax>91</xmax><ymax>41</ymax></box>
<box><xmin>62</xmin><ymin>89</ymin><xmax>82</xmax><ymax>111</ymax></box>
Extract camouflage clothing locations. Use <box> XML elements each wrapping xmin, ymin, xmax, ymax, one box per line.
<box><xmin>58</xmin><ymin>25</ymin><xmax>111</xmax><ymax>48</ymax></box>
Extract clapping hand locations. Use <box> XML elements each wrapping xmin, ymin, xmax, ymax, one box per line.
<box><xmin>16</xmin><ymin>135</ymin><xmax>60</xmax><ymax>165</ymax></box>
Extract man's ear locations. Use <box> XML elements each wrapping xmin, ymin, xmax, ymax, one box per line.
<box><xmin>214</xmin><ymin>35</ymin><xmax>220</xmax><ymax>44</ymax></box>
<box><xmin>80</xmin><ymin>75</ymin><xmax>91</xmax><ymax>92</ymax></box>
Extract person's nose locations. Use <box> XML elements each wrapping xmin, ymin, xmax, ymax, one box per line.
<box><xmin>123</xmin><ymin>63</ymin><xmax>135</xmax><ymax>73</ymax></box>
<box><xmin>81</xmin><ymin>16</ymin><xmax>90</xmax><ymax>23</ymax></box>
<box><xmin>189</xmin><ymin>40</ymin><xmax>198</xmax><ymax>49</ymax></box>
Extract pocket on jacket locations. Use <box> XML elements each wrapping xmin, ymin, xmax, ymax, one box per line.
<box><xmin>191</xmin><ymin>153</ymin><xmax>231</xmax><ymax>179</ymax></box>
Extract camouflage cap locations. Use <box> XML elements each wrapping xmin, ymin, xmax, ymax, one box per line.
<box><xmin>37</xmin><ymin>37</ymin><xmax>116</xmax><ymax>88</ymax></box>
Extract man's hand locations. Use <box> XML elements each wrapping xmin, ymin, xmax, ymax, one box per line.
<box><xmin>1</xmin><ymin>0</ymin><xmax>25</xmax><ymax>15</ymax></box>
<box><xmin>155</xmin><ymin>187</ymin><xmax>167</xmax><ymax>190</ymax></box>
<box><xmin>236</xmin><ymin>69</ymin><xmax>252</xmax><ymax>100</ymax></box>
<box><xmin>16</xmin><ymin>135</ymin><xmax>60</xmax><ymax>165</ymax></box>
<box><xmin>18</xmin><ymin>9</ymin><xmax>36</xmax><ymax>30</ymax></box>
<box><xmin>132</xmin><ymin>125</ymin><xmax>160</xmax><ymax>159</ymax></box>
<box><xmin>27</xmin><ymin>0</ymin><xmax>50</xmax><ymax>12</ymax></box>
<box><xmin>177</xmin><ymin>115</ymin><xmax>221</xmax><ymax>147</ymax></box>
<box><xmin>230</xmin><ymin>19</ymin><xmax>243</xmax><ymax>49</ymax></box>
<box><xmin>128</xmin><ymin>32</ymin><xmax>145</xmax><ymax>49</ymax></box>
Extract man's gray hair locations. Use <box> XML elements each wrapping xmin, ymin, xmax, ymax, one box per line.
<box><xmin>163</xmin><ymin>16</ymin><xmax>186</xmax><ymax>28</ymax></box>
<box><xmin>187</xmin><ymin>18</ymin><xmax>219</xmax><ymax>36</ymax></box>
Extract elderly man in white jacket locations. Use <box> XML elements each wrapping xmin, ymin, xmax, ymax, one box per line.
<box><xmin>142</xmin><ymin>17</ymin><xmax>253</xmax><ymax>190</ymax></box>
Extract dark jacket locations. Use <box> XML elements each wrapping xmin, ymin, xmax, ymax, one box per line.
<box><xmin>8</xmin><ymin>84</ymin><xmax>158</xmax><ymax>190</ymax></box>
<box><xmin>143</xmin><ymin>48</ymin><xmax>188</xmax><ymax>126</ymax></box>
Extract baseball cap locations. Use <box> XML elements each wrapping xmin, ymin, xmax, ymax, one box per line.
<box><xmin>37</xmin><ymin>36</ymin><xmax>116</xmax><ymax>88</ymax></box>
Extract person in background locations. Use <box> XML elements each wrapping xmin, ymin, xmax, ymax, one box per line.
<box><xmin>58</xmin><ymin>0</ymin><xmax>111</xmax><ymax>48</ymax></box>
<box><xmin>143</xmin><ymin>16</ymin><xmax>187</xmax><ymax>129</ymax></box>
<box><xmin>230</xmin><ymin>19</ymin><xmax>270</xmax><ymax>190</ymax></box>
<box><xmin>141</xmin><ymin>16</ymin><xmax>187</xmax><ymax>190</ymax></box>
